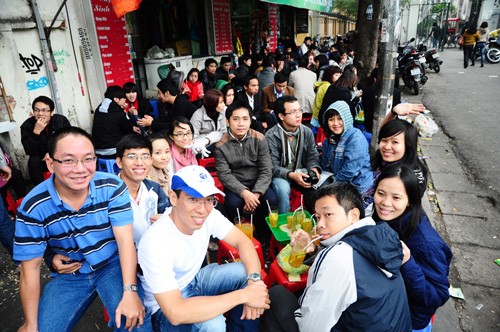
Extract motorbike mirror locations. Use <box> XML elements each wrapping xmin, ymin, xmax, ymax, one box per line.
<box><xmin>410</xmin><ymin>37</ymin><xmax>415</xmax><ymax>42</ymax></box>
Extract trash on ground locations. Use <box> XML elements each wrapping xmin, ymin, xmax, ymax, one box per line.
<box><xmin>476</xmin><ymin>303</ymin><xmax>484</xmax><ymax>310</ymax></box>
<box><xmin>449</xmin><ymin>286</ymin><xmax>465</xmax><ymax>300</ymax></box>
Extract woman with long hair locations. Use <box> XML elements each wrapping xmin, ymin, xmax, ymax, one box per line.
<box><xmin>462</xmin><ymin>23</ymin><xmax>480</xmax><ymax>68</ymax></box>
<box><xmin>373</xmin><ymin>165</ymin><xmax>452</xmax><ymax>331</ymax></box>
<box><xmin>167</xmin><ymin>117</ymin><xmax>198</xmax><ymax>172</ymax></box>
<box><xmin>147</xmin><ymin>132</ymin><xmax>173</xmax><ymax>195</ymax></box>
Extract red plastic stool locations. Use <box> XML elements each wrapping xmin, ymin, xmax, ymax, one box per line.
<box><xmin>289</xmin><ymin>187</ymin><xmax>302</xmax><ymax>211</ymax></box>
<box><xmin>267</xmin><ymin>260</ymin><xmax>308</xmax><ymax>294</ymax></box>
<box><xmin>103</xmin><ymin>307</ymin><xmax>110</xmax><ymax>323</ymax></box>
<box><xmin>5</xmin><ymin>191</ymin><xmax>24</xmax><ymax>215</ymax></box>
<box><xmin>268</xmin><ymin>236</ymin><xmax>285</xmax><ymax>261</ymax></box>
<box><xmin>217</xmin><ymin>237</ymin><xmax>265</xmax><ymax>267</ymax></box>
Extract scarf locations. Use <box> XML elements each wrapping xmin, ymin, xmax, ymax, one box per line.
<box><xmin>148</xmin><ymin>167</ymin><xmax>170</xmax><ymax>195</ymax></box>
<box><xmin>277</xmin><ymin>124</ymin><xmax>302</xmax><ymax>169</ymax></box>
<box><xmin>170</xmin><ymin>143</ymin><xmax>197</xmax><ymax>172</ymax></box>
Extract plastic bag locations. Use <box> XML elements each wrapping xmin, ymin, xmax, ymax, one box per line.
<box><xmin>414</xmin><ymin>114</ymin><xmax>439</xmax><ymax>137</ymax></box>
<box><xmin>146</xmin><ymin>45</ymin><xmax>168</xmax><ymax>59</ymax></box>
<box><xmin>277</xmin><ymin>244</ymin><xmax>309</xmax><ymax>275</ymax></box>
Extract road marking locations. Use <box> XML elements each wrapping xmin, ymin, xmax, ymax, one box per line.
<box><xmin>488</xmin><ymin>75</ymin><xmax>498</xmax><ymax>78</ymax></box>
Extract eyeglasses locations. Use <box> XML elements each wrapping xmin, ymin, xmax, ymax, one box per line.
<box><xmin>181</xmin><ymin>196</ymin><xmax>218</xmax><ymax>207</ymax></box>
<box><xmin>124</xmin><ymin>153</ymin><xmax>152</xmax><ymax>161</ymax></box>
<box><xmin>53</xmin><ymin>156</ymin><xmax>97</xmax><ymax>167</ymax></box>
<box><xmin>284</xmin><ymin>108</ymin><xmax>303</xmax><ymax>116</ymax></box>
<box><xmin>33</xmin><ymin>107</ymin><xmax>51</xmax><ymax>113</ymax></box>
<box><xmin>172</xmin><ymin>132</ymin><xmax>193</xmax><ymax>138</ymax></box>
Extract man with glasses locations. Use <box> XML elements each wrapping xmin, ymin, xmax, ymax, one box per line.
<box><xmin>14</xmin><ymin>126</ymin><xmax>151</xmax><ymax>332</ymax></box>
<box><xmin>20</xmin><ymin>95</ymin><xmax>71</xmax><ymax>185</ymax></box>
<box><xmin>265</xmin><ymin>96</ymin><xmax>321</xmax><ymax>214</ymax></box>
<box><xmin>115</xmin><ymin>133</ymin><xmax>170</xmax><ymax>245</ymax></box>
<box><xmin>138</xmin><ymin>165</ymin><xmax>270</xmax><ymax>331</ymax></box>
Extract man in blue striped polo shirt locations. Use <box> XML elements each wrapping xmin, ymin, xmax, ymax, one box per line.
<box><xmin>13</xmin><ymin>126</ymin><xmax>151</xmax><ymax>332</ymax></box>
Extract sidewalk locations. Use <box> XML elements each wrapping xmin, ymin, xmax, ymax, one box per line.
<box><xmin>404</xmin><ymin>92</ymin><xmax>500</xmax><ymax>331</ymax></box>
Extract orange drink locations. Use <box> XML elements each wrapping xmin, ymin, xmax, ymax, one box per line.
<box><xmin>302</xmin><ymin>217</ymin><xmax>313</xmax><ymax>232</ymax></box>
<box><xmin>235</xmin><ymin>217</ymin><xmax>253</xmax><ymax>240</ymax></box>
<box><xmin>286</xmin><ymin>214</ymin><xmax>296</xmax><ymax>230</ymax></box>
<box><xmin>288</xmin><ymin>235</ymin><xmax>308</xmax><ymax>268</ymax></box>
<box><xmin>296</xmin><ymin>210</ymin><xmax>306</xmax><ymax>225</ymax></box>
<box><xmin>269</xmin><ymin>207</ymin><xmax>279</xmax><ymax>228</ymax></box>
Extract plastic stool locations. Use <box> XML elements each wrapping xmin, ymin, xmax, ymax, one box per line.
<box><xmin>217</xmin><ymin>237</ymin><xmax>265</xmax><ymax>267</ymax></box>
<box><xmin>268</xmin><ymin>236</ymin><xmax>286</xmax><ymax>261</ymax></box>
<box><xmin>97</xmin><ymin>158</ymin><xmax>119</xmax><ymax>174</ymax></box>
<box><xmin>267</xmin><ymin>260</ymin><xmax>308</xmax><ymax>294</ymax></box>
<box><xmin>289</xmin><ymin>187</ymin><xmax>302</xmax><ymax>211</ymax></box>
<box><xmin>6</xmin><ymin>191</ymin><xmax>24</xmax><ymax>215</ymax></box>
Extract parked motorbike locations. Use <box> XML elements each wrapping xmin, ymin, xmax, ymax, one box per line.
<box><xmin>417</xmin><ymin>43</ymin><xmax>443</xmax><ymax>73</ymax></box>
<box><xmin>398</xmin><ymin>38</ymin><xmax>428</xmax><ymax>95</ymax></box>
<box><xmin>486</xmin><ymin>37</ymin><xmax>500</xmax><ymax>64</ymax></box>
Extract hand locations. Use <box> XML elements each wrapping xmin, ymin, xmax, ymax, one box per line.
<box><xmin>137</xmin><ymin>115</ymin><xmax>153</xmax><ymax>127</ymax></box>
<box><xmin>228</xmin><ymin>74</ymin><xmax>236</xmax><ymax>80</ymax></box>
<box><xmin>115</xmin><ymin>292</ymin><xmax>146</xmax><ymax>331</ymax></box>
<box><xmin>241</xmin><ymin>281</ymin><xmax>270</xmax><ymax>316</ymax></box>
<box><xmin>357</xmin><ymin>90</ymin><xmax>363</xmax><ymax>97</ymax></box>
<box><xmin>33</xmin><ymin>117</ymin><xmax>48</xmax><ymax>135</ymax></box>
<box><xmin>1</xmin><ymin>166</ymin><xmax>12</xmax><ymax>182</ymax></box>
<box><xmin>132</xmin><ymin>126</ymin><xmax>142</xmax><ymax>134</ymax></box>
<box><xmin>205</xmin><ymin>131</ymin><xmax>223</xmax><ymax>144</ymax></box>
<box><xmin>311</xmin><ymin>168</ymin><xmax>321</xmax><ymax>181</ymax></box>
<box><xmin>241</xmin><ymin>304</ymin><xmax>265</xmax><ymax>320</ymax></box>
<box><xmin>290</xmin><ymin>229</ymin><xmax>315</xmax><ymax>254</ymax></box>
<box><xmin>51</xmin><ymin>254</ymin><xmax>82</xmax><ymax>274</ymax></box>
<box><xmin>289</xmin><ymin>172</ymin><xmax>312</xmax><ymax>189</ymax></box>
<box><xmin>241</xmin><ymin>190</ymin><xmax>260</xmax><ymax>212</ymax></box>
<box><xmin>129</xmin><ymin>107</ymin><xmax>138</xmax><ymax>116</ymax></box>
<box><xmin>401</xmin><ymin>241</ymin><xmax>411</xmax><ymax>264</ymax></box>
<box><xmin>392</xmin><ymin>103</ymin><xmax>426</xmax><ymax>117</ymax></box>
<box><xmin>186</xmin><ymin>138</ymin><xmax>210</xmax><ymax>157</ymax></box>
<box><xmin>17</xmin><ymin>323</ymin><xmax>38</xmax><ymax>332</ymax></box>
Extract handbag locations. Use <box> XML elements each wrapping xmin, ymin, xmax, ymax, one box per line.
<box><xmin>458</xmin><ymin>31</ymin><xmax>465</xmax><ymax>46</ymax></box>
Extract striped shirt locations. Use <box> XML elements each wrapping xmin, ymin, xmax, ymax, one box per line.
<box><xmin>13</xmin><ymin>172</ymin><xmax>133</xmax><ymax>274</ymax></box>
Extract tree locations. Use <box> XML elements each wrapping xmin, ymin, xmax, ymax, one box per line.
<box><xmin>353</xmin><ymin>0</ymin><xmax>382</xmax><ymax>85</ymax></box>
<box><xmin>334</xmin><ymin>0</ymin><xmax>358</xmax><ymax>18</ymax></box>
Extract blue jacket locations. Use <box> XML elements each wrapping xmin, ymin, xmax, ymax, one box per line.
<box><xmin>385</xmin><ymin>212</ymin><xmax>452</xmax><ymax>329</ymax></box>
<box><xmin>295</xmin><ymin>218</ymin><xmax>412</xmax><ymax>331</ymax></box>
<box><xmin>321</xmin><ymin>100</ymin><xmax>373</xmax><ymax>194</ymax></box>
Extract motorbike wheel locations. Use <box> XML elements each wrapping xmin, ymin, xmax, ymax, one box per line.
<box><xmin>486</xmin><ymin>48</ymin><xmax>500</xmax><ymax>64</ymax></box>
<box><xmin>433</xmin><ymin>62</ymin><xmax>440</xmax><ymax>73</ymax></box>
<box><xmin>413</xmin><ymin>81</ymin><xmax>420</xmax><ymax>95</ymax></box>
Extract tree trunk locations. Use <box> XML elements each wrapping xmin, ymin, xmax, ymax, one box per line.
<box><xmin>353</xmin><ymin>0</ymin><xmax>382</xmax><ymax>86</ymax></box>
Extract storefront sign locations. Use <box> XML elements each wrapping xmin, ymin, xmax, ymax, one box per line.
<box><xmin>268</xmin><ymin>4</ymin><xmax>278</xmax><ymax>51</ymax></box>
<box><xmin>91</xmin><ymin>0</ymin><xmax>135</xmax><ymax>86</ymax></box>
<box><xmin>261</xmin><ymin>0</ymin><xmax>333</xmax><ymax>13</ymax></box>
<box><xmin>212</xmin><ymin>0</ymin><xmax>233</xmax><ymax>55</ymax></box>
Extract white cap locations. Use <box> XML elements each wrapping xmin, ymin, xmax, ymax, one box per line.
<box><xmin>171</xmin><ymin>165</ymin><xmax>225</xmax><ymax>198</ymax></box>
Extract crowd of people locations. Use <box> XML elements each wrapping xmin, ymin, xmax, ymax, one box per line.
<box><xmin>0</xmin><ymin>36</ymin><xmax>453</xmax><ymax>332</ymax></box>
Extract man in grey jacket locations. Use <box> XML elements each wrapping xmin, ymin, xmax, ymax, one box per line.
<box><xmin>265</xmin><ymin>96</ymin><xmax>321</xmax><ymax>214</ymax></box>
<box><xmin>214</xmin><ymin>103</ymin><xmax>278</xmax><ymax>238</ymax></box>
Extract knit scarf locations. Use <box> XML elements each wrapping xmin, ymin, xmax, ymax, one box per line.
<box><xmin>170</xmin><ymin>143</ymin><xmax>197</xmax><ymax>172</ymax></box>
<box><xmin>277</xmin><ymin>124</ymin><xmax>302</xmax><ymax>169</ymax></box>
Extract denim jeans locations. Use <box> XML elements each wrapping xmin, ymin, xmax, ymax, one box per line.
<box><xmin>476</xmin><ymin>42</ymin><xmax>486</xmax><ymax>65</ymax></box>
<box><xmin>38</xmin><ymin>259</ymin><xmax>151</xmax><ymax>332</ymax></box>
<box><xmin>271</xmin><ymin>178</ymin><xmax>291</xmax><ymax>214</ymax></box>
<box><xmin>151</xmin><ymin>262</ymin><xmax>260</xmax><ymax>332</ymax></box>
<box><xmin>0</xmin><ymin>198</ymin><xmax>14</xmax><ymax>257</ymax></box>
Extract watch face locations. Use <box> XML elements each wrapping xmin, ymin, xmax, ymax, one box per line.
<box><xmin>248</xmin><ymin>273</ymin><xmax>261</xmax><ymax>281</ymax></box>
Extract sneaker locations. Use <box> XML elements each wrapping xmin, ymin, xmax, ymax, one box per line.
<box><xmin>471</xmin><ymin>63</ymin><xmax>475</xmax><ymax>66</ymax></box>
<box><xmin>481</xmin><ymin>64</ymin><xmax>484</xmax><ymax>67</ymax></box>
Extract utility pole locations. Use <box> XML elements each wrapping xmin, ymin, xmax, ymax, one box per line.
<box><xmin>468</xmin><ymin>0</ymin><xmax>483</xmax><ymax>27</ymax></box>
<box><xmin>29</xmin><ymin>0</ymin><xmax>63</xmax><ymax>114</ymax></box>
<box><xmin>372</xmin><ymin>0</ymin><xmax>400</xmax><ymax>150</ymax></box>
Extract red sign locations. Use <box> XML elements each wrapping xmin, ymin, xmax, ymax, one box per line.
<box><xmin>268</xmin><ymin>4</ymin><xmax>278</xmax><ymax>52</ymax></box>
<box><xmin>91</xmin><ymin>0</ymin><xmax>135</xmax><ymax>87</ymax></box>
<box><xmin>212</xmin><ymin>0</ymin><xmax>233</xmax><ymax>55</ymax></box>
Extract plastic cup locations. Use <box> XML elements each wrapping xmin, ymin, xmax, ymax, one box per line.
<box><xmin>286</xmin><ymin>214</ymin><xmax>296</xmax><ymax>231</ymax></box>
<box><xmin>235</xmin><ymin>217</ymin><xmax>253</xmax><ymax>240</ymax></box>
<box><xmin>302</xmin><ymin>217</ymin><xmax>313</xmax><ymax>233</ymax></box>
<box><xmin>296</xmin><ymin>210</ymin><xmax>306</xmax><ymax>226</ymax></box>
<box><xmin>269</xmin><ymin>207</ymin><xmax>279</xmax><ymax>228</ymax></box>
<box><xmin>288</xmin><ymin>236</ymin><xmax>308</xmax><ymax>268</ymax></box>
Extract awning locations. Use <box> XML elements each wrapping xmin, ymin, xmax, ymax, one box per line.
<box><xmin>260</xmin><ymin>0</ymin><xmax>334</xmax><ymax>13</ymax></box>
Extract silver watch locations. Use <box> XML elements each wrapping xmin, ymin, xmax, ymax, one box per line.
<box><xmin>247</xmin><ymin>272</ymin><xmax>262</xmax><ymax>282</ymax></box>
<box><xmin>123</xmin><ymin>284</ymin><xmax>138</xmax><ymax>292</ymax></box>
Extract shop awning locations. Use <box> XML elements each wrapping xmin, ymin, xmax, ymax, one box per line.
<box><xmin>260</xmin><ymin>0</ymin><xmax>334</xmax><ymax>13</ymax></box>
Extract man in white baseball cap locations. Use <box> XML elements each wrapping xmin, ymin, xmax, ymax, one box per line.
<box><xmin>138</xmin><ymin>165</ymin><xmax>270</xmax><ymax>331</ymax></box>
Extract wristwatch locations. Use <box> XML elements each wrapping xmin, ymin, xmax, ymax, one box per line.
<box><xmin>247</xmin><ymin>272</ymin><xmax>262</xmax><ymax>282</ymax></box>
<box><xmin>123</xmin><ymin>284</ymin><xmax>138</xmax><ymax>292</ymax></box>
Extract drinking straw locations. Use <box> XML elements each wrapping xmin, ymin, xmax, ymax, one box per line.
<box><xmin>303</xmin><ymin>236</ymin><xmax>323</xmax><ymax>251</ymax></box>
<box><xmin>266</xmin><ymin>199</ymin><xmax>272</xmax><ymax>214</ymax></box>
<box><xmin>292</xmin><ymin>205</ymin><xmax>302</xmax><ymax>218</ymax></box>
<box><xmin>250</xmin><ymin>214</ymin><xmax>253</xmax><ymax>228</ymax></box>
<box><xmin>237</xmin><ymin>208</ymin><xmax>241</xmax><ymax>226</ymax></box>
<box><xmin>229</xmin><ymin>251</ymin><xmax>236</xmax><ymax>261</ymax></box>
<box><xmin>300</xmin><ymin>194</ymin><xmax>303</xmax><ymax>210</ymax></box>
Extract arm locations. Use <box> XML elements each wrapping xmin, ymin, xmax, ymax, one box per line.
<box><xmin>18</xmin><ymin>258</ymin><xmax>43</xmax><ymax>332</ymax></box>
<box><xmin>334</xmin><ymin>133</ymin><xmax>369</xmax><ymax>183</ymax></box>
<box><xmin>380</xmin><ymin>103</ymin><xmax>426</xmax><ymax>128</ymax></box>
<box><xmin>251</xmin><ymin>137</ymin><xmax>273</xmax><ymax>195</ymax></box>
<box><xmin>112</xmin><ymin>224</ymin><xmax>146</xmax><ymax>329</ymax></box>
<box><xmin>265</xmin><ymin>131</ymin><xmax>290</xmax><ymax>179</ymax></box>
<box><xmin>261</xmin><ymin>88</ymin><xmax>273</xmax><ymax>114</ymax></box>
<box><xmin>214</xmin><ymin>144</ymin><xmax>247</xmax><ymax>195</ymax></box>
<box><xmin>21</xmin><ymin>120</ymin><xmax>44</xmax><ymax>156</ymax></box>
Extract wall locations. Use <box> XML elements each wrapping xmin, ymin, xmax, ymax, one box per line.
<box><xmin>0</xmin><ymin>0</ymin><xmax>96</xmax><ymax>175</ymax></box>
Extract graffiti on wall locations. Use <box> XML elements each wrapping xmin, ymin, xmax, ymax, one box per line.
<box><xmin>78</xmin><ymin>27</ymin><xmax>93</xmax><ymax>60</ymax></box>
<box><xmin>19</xmin><ymin>52</ymin><xmax>48</xmax><ymax>91</ymax></box>
<box><xmin>26</xmin><ymin>77</ymin><xmax>49</xmax><ymax>91</ymax></box>
<box><xmin>53</xmin><ymin>49</ymin><xmax>71</xmax><ymax>67</ymax></box>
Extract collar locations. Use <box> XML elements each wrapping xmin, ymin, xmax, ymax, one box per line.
<box><xmin>274</xmin><ymin>86</ymin><xmax>284</xmax><ymax>98</ymax></box>
<box><xmin>47</xmin><ymin>172</ymin><xmax>95</xmax><ymax>207</ymax></box>
<box><xmin>228</xmin><ymin>129</ymin><xmax>249</xmax><ymax>141</ymax></box>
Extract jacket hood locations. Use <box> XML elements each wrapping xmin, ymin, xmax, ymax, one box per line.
<box><xmin>314</xmin><ymin>80</ymin><xmax>330</xmax><ymax>89</ymax></box>
<box><xmin>340</xmin><ymin>219</ymin><xmax>404</xmax><ymax>278</ymax></box>
<box><xmin>324</xmin><ymin>100</ymin><xmax>353</xmax><ymax>132</ymax></box>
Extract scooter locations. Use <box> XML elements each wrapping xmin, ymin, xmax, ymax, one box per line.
<box><xmin>417</xmin><ymin>43</ymin><xmax>443</xmax><ymax>73</ymax></box>
<box><xmin>398</xmin><ymin>38</ymin><xmax>427</xmax><ymax>95</ymax></box>
<box><xmin>486</xmin><ymin>37</ymin><xmax>500</xmax><ymax>64</ymax></box>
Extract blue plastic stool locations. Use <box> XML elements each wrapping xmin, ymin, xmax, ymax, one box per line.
<box><xmin>363</xmin><ymin>131</ymin><xmax>372</xmax><ymax>146</ymax></box>
<box><xmin>148</xmin><ymin>99</ymin><xmax>159</xmax><ymax>119</ymax></box>
<box><xmin>97</xmin><ymin>158</ymin><xmax>120</xmax><ymax>174</ymax></box>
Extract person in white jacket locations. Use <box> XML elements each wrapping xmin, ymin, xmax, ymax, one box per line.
<box><xmin>288</xmin><ymin>56</ymin><xmax>316</xmax><ymax>114</ymax></box>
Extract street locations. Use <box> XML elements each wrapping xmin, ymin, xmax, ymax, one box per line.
<box><xmin>403</xmin><ymin>47</ymin><xmax>500</xmax><ymax>331</ymax></box>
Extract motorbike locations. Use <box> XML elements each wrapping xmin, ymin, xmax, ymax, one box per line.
<box><xmin>418</xmin><ymin>43</ymin><xmax>444</xmax><ymax>73</ymax></box>
<box><xmin>486</xmin><ymin>37</ymin><xmax>500</xmax><ymax>64</ymax></box>
<box><xmin>397</xmin><ymin>38</ymin><xmax>428</xmax><ymax>95</ymax></box>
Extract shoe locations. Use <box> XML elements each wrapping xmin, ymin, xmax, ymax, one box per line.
<box><xmin>481</xmin><ymin>64</ymin><xmax>484</xmax><ymax>67</ymax></box>
<box><xmin>464</xmin><ymin>65</ymin><xmax>468</xmax><ymax>68</ymax></box>
<box><xmin>471</xmin><ymin>63</ymin><xmax>475</xmax><ymax>66</ymax></box>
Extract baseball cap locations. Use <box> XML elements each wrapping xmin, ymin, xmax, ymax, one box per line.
<box><xmin>171</xmin><ymin>165</ymin><xmax>225</xmax><ymax>198</ymax></box>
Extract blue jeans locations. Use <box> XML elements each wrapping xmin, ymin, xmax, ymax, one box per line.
<box><xmin>271</xmin><ymin>178</ymin><xmax>291</xmax><ymax>214</ymax></box>
<box><xmin>38</xmin><ymin>259</ymin><xmax>151</xmax><ymax>332</ymax></box>
<box><xmin>151</xmin><ymin>262</ymin><xmax>260</xmax><ymax>332</ymax></box>
<box><xmin>476</xmin><ymin>42</ymin><xmax>486</xmax><ymax>65</ymax></box>
<box><xmin>0</xmin><ymin>198</ymin><xmax>14</xmax><ymax>258</ymax></box>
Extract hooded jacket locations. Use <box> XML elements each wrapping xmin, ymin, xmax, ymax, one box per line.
<box><xmin>295</xmin><ymin>218</ymin><xmax>412</xmax><ymax>332</ymax></box>
<box><xmin>321</xmin><ymin>101</ymin><xmax>373</xmax><ymax>195</ymax></box>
